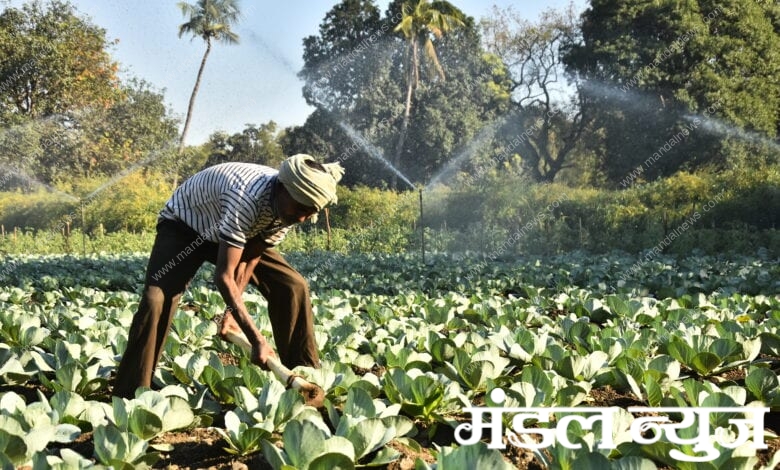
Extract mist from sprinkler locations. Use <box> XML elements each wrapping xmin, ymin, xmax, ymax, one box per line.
<box><xmin>0</xmin><ymin>116</ymin><xmax>82</xmax><ymax>203</ymax></box>
<box><xmin>0</xmin><ymin>120</ymin><xmax>179</xmax><ymax>255</ymax></box>
<box><xmin>0</xmin><ymin>164</ymin><xmax>80</xmax><ymax>203</ymax></box>
<box><xmin>246</xmin><ymin>23</ymin><xmax>427</xmax><ymax>194</ymax></box>
<box><xmin>425</xmin><ymin>114</ymin><xmax>511</xmax><ymax>190</ymax></box>
<box><xmin>584</xmin><ymin>79</ymin><xmax>779</xmax><ymax>154</ymax></box>
<box><xmin>249</xmin><ymin>24</ymin><xmax>425</xmax><ymax>194</ymax></box>
<box><xmin>242</xmin><ymin>25</ymin><xmax>536</xmax><ymax>262</ymax></box>
<box><xmin>85</xmin><ymin>140</ymin><xmax>178</xmax><ymax>200</ymax></box>
<box><xmin>0</xmin><ymin>110</ymin><xmax>162</xmax><ymax>204</ymax></box>
<box><xmin>682</xmin><ymin>114</ymin><xmax>780</xmax><ymax>154</ymax></box>
<box><xmin>580</xmin><ymin>79</ymin><xmax>668</xmax><ymax>113</ymax></box>
<box><xmin>244</xmin><ymin>30</ymin><xmax>299</xmax><ymax>77</ymax></box>
<box><xmin>337</xmin><ymin>121</ymin><xmax>415</xmax><ymax>190</ymax></box>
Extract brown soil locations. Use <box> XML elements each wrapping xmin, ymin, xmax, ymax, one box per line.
<box><xmin>758</xmin><ymin>434</ymin><xmax>780</xmax><ymax>470</ymax></box>
<box><xmin>7</xmin><ymin>364</ymin><xmax>779</xmax><ymax>469</ymax></box>
<box><xmin>350</xmin><ymin>363</ymin><xmax>387</xmax><ymax>377</ymax></box>
<box><xmin>151</xmin><ymin>429</ymin><xmax>271</xmax><ymax>469</ymax></box>
<box><xmin>217</xmin><ymin>352</ymin><xmax>240</xmax><ymax>367</ymax></box>
<box><xmin>588</xmin><ymin>385</ymin><xmax>645</xmax><ymax>407</ymax></box>
<box><xmin>386</xmin><ymin>440</ymin><xmax>435</xmax><ymax>470</ymax></box>
<box><xmin>706</xmin><ymin>366</ymin><xmax>747</xmax><ymax>384</ymax></box>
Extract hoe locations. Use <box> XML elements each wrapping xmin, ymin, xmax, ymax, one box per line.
<box><xmin>222</xmin><ymin>329</ymin><xmax>326</xmax><ymax>408</ymax></box>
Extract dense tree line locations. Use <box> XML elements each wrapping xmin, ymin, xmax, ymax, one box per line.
<box><xmin>565</xmin><ymin>0</ymin><xmax>780</xmax><ymax>186</ymax></box>
<box><xmin>0</xmin><ymin>0</ymin><xmax>777</xmax><ymax>195</ymax></box>
<box><xmin>0</xmin><ymin>1</ymin><xmax>179</xmax><ymax>190</ymax></box>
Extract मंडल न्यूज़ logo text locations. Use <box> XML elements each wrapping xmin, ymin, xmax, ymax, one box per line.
<box><xmin>454</xmin><ymin>388</ymin><xmax>769</xmax><ymax>463</ymax></box>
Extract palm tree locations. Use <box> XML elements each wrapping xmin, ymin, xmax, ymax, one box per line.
<box><xmin>392</xmin><ymin>0</ymin><xmax>464</xmax><ymax>188</ymax></box>
<box><xmin>177</xmin><ymin>0</ymin><xmax>241</xmax><ymax>155</ymax></box>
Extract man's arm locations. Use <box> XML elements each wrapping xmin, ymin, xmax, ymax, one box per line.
<box><xmin>214</xmin><ymin>240</ymin><xmax>275</xmax><ymax>368</ymax></box>
<box><xmin>232</xmin><ymin>236</ymin><xmax>269</xmax><ymax>291</ymax></box>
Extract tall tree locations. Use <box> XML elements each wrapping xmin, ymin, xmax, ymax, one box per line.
<box><xmin>176</xmin><ymin>0</ymin><xmax>241</xmax><ymax>154</ymax></box>
<box><xmin>0</xmin><ymin>0</ymin><xmax>121</xmax><ymax>122</ymax></box>
<box><xmin>298</xmin><ymin>0</ymin><xmax>394</xmax><ymax>186</ymax></box>
<box><xmin>395</xmin><ymin>18</ymin><xmax>512</xmax><ymax>183</ymax></box>
<box><xmin>0</xmin><ymin>2</ymin><xmax>177</xmax><ymax>186</ymax></box>
<box><xmin>297</xmin><ymin>0</ymin><xmax>509</xmax><ymax>187</ymax></box>
<box><xmin>300</xmin><ymin>0</ymin><xmax>383</xmax><ymax>113</ymax></box>
<box><xmin>72</xmin><ymin>79</ymin><xmax>179</xmax><ymax>178</ymax></box>
<box><xmin>390</xmin><ymin>0</ymin><xmax>464</xmax><ymax>188</ymax></box>
<box><xmin>481</xmin><ymin>4</ymin><xmax>588</xmax><ymax>183</ymax></box>
<box><xmin>564</xmin><ymin>0</ymin><xmax>780</xmax><ymax>185</ymax></box>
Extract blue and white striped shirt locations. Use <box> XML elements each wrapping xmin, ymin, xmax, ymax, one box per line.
<box><xmin>159</xmin><ymin>162</ymin><xmax>290</xmax><ymax>248</ymax></box>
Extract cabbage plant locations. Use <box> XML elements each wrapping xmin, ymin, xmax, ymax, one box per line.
<box><xmin>745</xmin><ymin>367</ymin><xmax>780</xmax><ymax>406</ymax></box>
<box><xmin>92</xmin><ymin>424</ymin><xmax>158</xmax><ymax>469</ymax></box>
<box><xmin>215</xmin><ymin>410</ymin><xmax>272</xmax><ymax>456</ymax></box>
<box><xmin>331</xmin><ymin>387</ymin><xmax>415</xmax><ymax>465</ymax></box>
<box><xmin>666</xmin><ymin>335</ymin><xmax>745</xmax><ymax>376</ymax></box>
<box><xmin>382</xmin><ymin>368</ymin><xmax>444</xmax><ymax>424</ymax></box>
<box><xmin>0</xmin><ymin>392</ymin><xmax>81</xmax><ymax>465</ymax></box>
<box><xmin>111</xmin><ymin>390</ymin><xmax>195</xmax><ymax>441</ymax></box>
<box><xmin>415</xmin><ymin>442</ymin><xmax>515</xmax><ymax>470</ymax></box>
<box><xmin>32</xmin><ymin>449</ymin><xmax>103</xmax><ymax>470</ymax></box>
<box><xmin>261</xmin><ymin>419</ymin><xmax>356</xmax><ymax>470</ymax></box>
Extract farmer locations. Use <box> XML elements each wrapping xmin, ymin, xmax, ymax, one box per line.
<box><xmin>113</xmin><ymin>154</ymin><xmax>343</xmax><ymax>399</ymax></box>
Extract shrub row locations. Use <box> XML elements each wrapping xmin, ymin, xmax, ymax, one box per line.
<box><xmin>1</xmin><ymin>167</ymin><xmax>777</xmax><ymax>256</ymax></box>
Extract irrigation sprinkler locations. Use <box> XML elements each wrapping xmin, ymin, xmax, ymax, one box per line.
<box><xmin>80</xmin><ymin>199</ymin><xmax>86</xmax><ymax>256</ymax></box>
<box><xmin>222</xmin><ymin>328</ymin><xmax>326</xmax><ymax>408</ymax></box>
<box><xmin>419</xmin><ymin>187</ymin><xmax>425</xmax><ymax>264</ymax></box>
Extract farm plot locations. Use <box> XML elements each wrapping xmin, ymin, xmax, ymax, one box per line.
<box><xmin>0</xmin><ymin>251</ymin><xmax>778</xmax><ymax>469</ymax></box>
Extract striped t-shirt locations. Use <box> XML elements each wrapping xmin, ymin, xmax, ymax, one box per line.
<box><xmin>159</xmin><ymin>162</ymin><xmax>290</xmax><ymax>248</ymax></box>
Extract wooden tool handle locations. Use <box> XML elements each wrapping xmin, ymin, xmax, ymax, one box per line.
<box><xmin>222</xmin><ymin>330</ymin><xmax>311</xmax><ymax>390</ymax></box>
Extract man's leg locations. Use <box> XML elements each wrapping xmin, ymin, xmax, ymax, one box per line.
<box><xmin>249</xmin><ymin>249</ymin><xmax>320</xmax><ymax>369</ymax></box>
<box><xmin>113</xmin><ymin>220</ymin><xmax>216</xmax><ymax>398</ymax></box>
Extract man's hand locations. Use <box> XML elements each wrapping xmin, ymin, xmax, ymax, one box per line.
<box><xmin>219</xmin><ymin>309</ymin><xmax>276</xmax><ymax>369</ymax></box>
<box><xmin>252</xmin><ymin>335</ymin><xmax>278</xmax><ymax>370</ymax></box>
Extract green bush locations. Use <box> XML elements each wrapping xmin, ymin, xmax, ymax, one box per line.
<box><xmin>83</xmin><ymin>171</ymin><xmax>170</xmax><ymax>232</ymax></box>
<box><xmin>1</xmin><ymin>166</ymin><xmax>776</xmax><ymax>256</ymax></box>
<box><xmin>298</xmin><ymin>185</ymin><xmax>419</xmax><ymax>253</ymax></box>
<box><xmin>325</xmin><ymin>185</ymin><xmax>418</xmax><ymax>231</ymax></box>
<box><xmin>420</xmin><ymin>166</ymin><xmax>778</xmax><ymax>256</ymax></box>
<box><xmin>0</xmin><ymin>190</ymin><xmax>77</xmax><ymax>233</ymax></box>
<box><xmin>0</xmin><ymin>171</ymin><xmax>171</xmax><ymax>235</ymax></box>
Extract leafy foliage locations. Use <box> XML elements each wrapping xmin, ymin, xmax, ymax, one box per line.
<box><xmin>0</xmin><ymin>1</ymin><xmax>121</xmax><ymax>120</ymax></box>
<box><xmin>2</xmin><ymin>251</ymin><xmax>778</xmax><ymax>467</ymax></box>
<box><xmin>296</xmin><ymin>0</ymin><xmax>510</xmax><ymax>186</ymax></box>
<box><xmin>0</xmin><ymin>2</ymin><xmax>177</xmax><ymax>185</ymax></box>
<box><xmin>564</xmin><ymin>0</ymin><xmax>780</xmax><ymax>183</ymax></box>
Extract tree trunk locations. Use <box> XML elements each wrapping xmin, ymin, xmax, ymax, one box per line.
<box><xmin>179</xmin><ymin>39</ymin><xmax>212</xmax><ymax>153</ymax></box>
<box><xmin>26</xmin><ymin>79</ymin><xmax>35</xmax><ymax>116</ymax></box>
<box><xmin>324</xmin><ymin>207</ymin><xmax>331</xmax><ymax>251</ymax></box>
<box><xmin>392</xmin><ymin>40</ymin><xmax>417</xmax><ymax>190</ymax></box>
<box><xmin>175</xmin><ymin>38</ymin><xmax>212</xmax><ymax>188</ymax></box>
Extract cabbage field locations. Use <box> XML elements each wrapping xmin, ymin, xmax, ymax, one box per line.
<box><xmin>0</xmin><ymin>251</ymin><xmax>779</xmax><ymax>469</ymax></box>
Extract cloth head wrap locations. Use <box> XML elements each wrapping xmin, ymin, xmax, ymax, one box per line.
<box><xmin>278</xmin><ymin>154</ymin><xmax>344</xmax><ymax>211</ymax></box>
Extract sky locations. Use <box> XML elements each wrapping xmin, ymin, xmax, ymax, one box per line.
<box><xmin>9</xmin><ymin>0</ymin><xmax>586</xmax><ymax>145</ymax></box>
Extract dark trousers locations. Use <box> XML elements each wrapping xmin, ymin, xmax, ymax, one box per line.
<box><xmin>113</xmin><ymin>219</ymin><xmax>319</xmax><ymax>399</ymax></box>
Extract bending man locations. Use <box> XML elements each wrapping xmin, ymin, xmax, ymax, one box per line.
<box><xmin>113</xmin><ymin>154</ymin><xmax>343</xmax><ymax>399</ymax></box>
